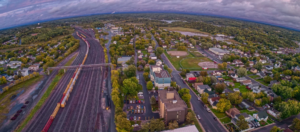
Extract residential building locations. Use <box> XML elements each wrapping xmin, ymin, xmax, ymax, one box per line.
<box><xmin>249</xmin><ymin>61</ymin><xmax>254</xmax><ymax>67</ymax></box>
<box><xmin>260</xmin><ymin>59</ymin><xmax>267</xmax><ymax>64</ymax></box>
<box><xmin>235</xmin><ymin>77</ymin><xmax>247</xmax><ymax>82</ymax></box>
<box><xmin>158</xmin><ymin>88</ymin><xmax>188</xmax><ymax>124</ymax></box>
<box><xmin>29</xmin><ymin>65</ymin><xmax>39</xmax><ymax>71</ymax></box>
<box><xmin>149</xmin><ymin>53</ymin><xmax>157</xmax><ymax>60</ymax></box>
<box><xmin>150</xmin><ymin>65</ymin><xmax>171</xmax><ymax>89</ymax></box>
<box><xmin>209</xmin><ymin>97</ymin><xmax>220</xmax><ymax>109</ymax></box>
<box><xmin>233</xmin><ymin>88</ymin><xmax>240</xmax><ymax>92</ymax></box>
<box><xmin>212</xmin><ymin>70</ymin><xmax>222</xmax><ymax>76</ymax></box>
<box><xmin>7</xmin><ymin>61</ymin><xmax>22</xmax><ymax>68</ymax></box>
<box><xmin>235</xmin><ymin>113</ymin><xmax>252</xmax><ymax>122</ymax></box>
<box><xmin>253</xmin><ymin>111</ymin><xmax>268</xmax><ymax>122</ymax></box>
<box><xmin>196</xmin><ymin>85</ymin><xmax>211</xmax><ymax>94</ymax></box>
<box><xmin>20</xmin><ymin>68</ymin><xmax>29</xmax><ymax>76</ymax></box>
<box><xmin>250</xmin><ymin>68</ymin><xmax>258</xmax><ymax>74</ymax></box>
<box><xmin>265</xmin><ymin>65</ymin><xmax>273</xmax><ymax>70</ymax></box>
<box><xmin>162</xmin><ymin>125</ymin><xmax>198</xmax><ymax>132</ymax></box>
<box><xmin>226</xmin><ymin>108</ymin><xmax>240</xmax><ymax>118</ymax></box>
<box><xmin>156</xmin><ymin>59</ymin><xmax>162</xmax><ymax>66</ymax></box>
<box><xmin>241</xmin><ymin>80</ymin><xmax>252</xmax><ymax>85</ymax></box>
<box><xmin>0</xmin><ymin>61</ymin><xmax>5</xmax><ymax>65</ymax></box>
<box><xmin>186</xmin><ymin>73</ymin><xmax>196</xmax><ymax>83</ymax></box>
<box><xmin>228</xmin><ymin>70</ymin><xmax>235</xmax><ymax>76</ymax></box>
<box><xmin>193</xmin><ymin>83</ymin><xmax>203</xmax><ymax>88</ymax></box>
<box><xmin>267</xmin><ymin>109</ymin><xmax>280</xmax><ymax>119</ymax></box>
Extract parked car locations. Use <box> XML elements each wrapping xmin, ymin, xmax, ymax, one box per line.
<box><xmin>197</xmin><ymin>115</ymin><xmax>201</xmax><ymax>120</ymax></box>
<box><xmin>207</xmin><ymin>107</ymin><xmax>211</xmax><ymax>112</ymax></box>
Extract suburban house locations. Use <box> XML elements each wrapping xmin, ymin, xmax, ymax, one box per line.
<box><xmin>156</xmin><ymin>59</ymin><xmax>162</xmax><ymax>66</ymax></box>
<box><xmin>228</xmin><ymin>70</ymin><xmax>235</xmax><ymax>76</ymax></box>
<box><xmin>259</xmin><ymin>59</ymin><xmax>267</xmax><ymax>64</ymax></box>
<box><xmin>208</xmin><ymin>97</ymin><xmax>220</xmax><ymax>109</ymax></box>
<box><xmin>7</xmin><ymin>61</ymin><xmax>22</xmax><ymax>68</ymax></box>
<box><xmin>162</xmin><ymin>45</ymin><xmax>167</xmax><ymax>48</ymax></box>
<box><xmin>150</xmin><ymin>65</ymin><xmax>171</xmax><ymax>89</ymax></box>
<box><xmin>158</xmin><ymin>88</ymin><xmax>188</xmax><ymax>124</ymax></box>
<box><xmin>196</xmin><ymin>85</ymin><xmax>211</xmax><ymax>94</ymax></box>
<box><xmin>117</xmin><ymin>56</ymin><xmax>131</xmax><ymax>65</ymax></box>
<box><xmin>20</xmin><ymin>68</ymin><xmax>29</xmax><ymax>76</ymax></box>
<box><xmin>226</xmin><ymin>108</ymin><xmax>240</xmax><ymax>118</ymax></box>
<box><xmin>138</xmin><ymin>54</ymin><xmax>143</xmax><ymax>60</ymax></box>
<box><xmin>253</xmin><ymin>111</ymin><xmax>268</xmax><ymax>122</ymax></box>
<box><xmin>137</xmin><ymin>50</ymin><xmax>141</xmax><ymax>53</ymax></box>
<box><xmin>29</xmin><ymin>65</ymin><xmax>39</xmax><ymax>71</ymax></box>
<box><xmin>148</xmin><ymin>48</ymin><xmax>153</xmax><ymax>53</ymax></box>
<box><xmin>186</xmin><ymin>73</ymin><xmax>196</xmax><ymax>83</ymax></box>
<box><xmin>149</xmin><ymin>53</ymin><xmax>157</xmax><ymax>60</ymax></box>
<box><xmin>250</xmin><ymin>68</ymin><xmax>258</xmax><ymax>74</ymax></box>
<box><xmin>0</xmin><ymin>61</ymin><xmax>5</xmax><ymax>65</ymax></box>
<box><xmin>224</xmin><ymin>81</ymin><xmax>235</xmax><ymax>87</ymax></box>
<box><xmin>235</xmin><ymin>113</ymin><xmax>252</xmax><ymax>122</ymax></box>
<box><xmin>232</xmin><ymin>60</ymin><xmax>243</xmax><ymax>65</ymax></box>
<box><xmin>193</xmin><ymin>83</ymin><xmax>203</xmax><ymax>88</ymax></box>
<box><xmin>235</xmin><ymin>77</ymin><xmax>248</xmax><ymax>82</ymax></box>
<box><xmin>233</xmin><ymin>88</ymin><xmax>240</xmax><ymax>92</ymax></box>
<box><xmin>212</xmin><ymin>71</ymin><xmax>223</xmax><ymax>76</ymax></box>
<box><xmin>265</xmin><ymin>65</ymin><xmax>273</xmax><ymax>70</ymax></box>
<box><xmin>267</xmin><ymin>109</ymin><xmax>280</xmax><ymax>119</ymax></box>
<box><xmin>241</xmin><ymin>80</ymin><xmax>252</xmax><ymax>85</ymax></box>
<box><xmin>249</xmin><ymin>61</ymin><xmax>254</xmax><ymax>67</ymax></box>
<box><xmin>230</xmin><ymin>74</ymin><xmax>239</xmax><ymax>79</ymax></box>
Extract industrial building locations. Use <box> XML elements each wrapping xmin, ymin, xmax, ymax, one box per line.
<box><xmin>209</xmin><ymin>48</ymin><xmax>230</xmax><ymax>56</ymax></box>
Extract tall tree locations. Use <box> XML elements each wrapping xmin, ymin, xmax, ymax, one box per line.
<box><xmin>237</xmin><ymin>67</ymin><xmax>247</xmax><ymax>77</ymax></box>
<box><xmin>236</xmin><ymin>115</ymin><xmax>249</xmax><ymax>130</ymax></box>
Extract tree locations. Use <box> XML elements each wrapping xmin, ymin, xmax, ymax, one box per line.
<box><xmin>273</xmin><ymin>96</ymin><xmax>282</xmax><ymax>104</ymax></box>
<box><xmin>200</xmin><ymin>71</ymin><xmax>208</xmax><ymax>77</ymax></box>
<box><xmin>215</xmin><ymin>83</ymin><xmax>226</xmax><ymax>94</ymax></box>
<box><xmin>216</xmin><ymin>98</ymin><xmax>231</xmax><ymax>112</ymax></box>
<box><xmin>141</xmin><ymin>118</ymin><xmax>165</xmax><ymax>132</ymax></box>
<box><xmin>210</xmin><ymin>76</ymin><xmax>217</xmax><ymax>84</ymax></box>
<box><xmin>178</xmin><ymin>88</ymin><xmax>191</xmax><ymax>104</ymax></box>
<box><xmin>147</xmin><ymin>81</ymin><xmax>153</xmax><ymax>90</ymax></box>
<box><xmin>236</xmin><ymin>115</ymin><xmax>249</xmax><ymax>130</ymax></box>
<box><xmin>156</xmin><ymin>47</ymin><xmax>163</xmax><ymax>56</ymax></box>
<box><xmin>263</xmin><ymin>76</ymin><xmax>272</xmax><ymax>83</ymax></box>
<box><xmin>143</xmin><ymin>72</ymin><xmax>150</xmax><ymax>81</ymax></box>
<box><xmin>124</xmin><ymin>65</ymin><xmax>136</xmax><ymax>78</ymax></box>
<box><xmin>270</xmin><ymin>126</ymin><xmax>282</xmax><ymax>132</ymax></box>
<box><xmin>115</xmin><ymin>112</ymin><xmax>133</xmax><ymax>132</ymax></box>
<box><xmin>228</xmin><ymin>92</ymin><xmax>243</xmax><ymax>105</ymax></box>
<box><xmin>151</xmin><ymin>40</ymin><xmax>156</xmax><ymax>48</ymax></box>
<box><xmin>291</xmin><ymin>118</ymin><xmax>300</xmax><ymax>131</ymax></box>
<box><xmin>241</xmin><ymin>57</ymin><xmax>248</xmax><ymax>63</ymax></box>
<box><xmin>171</xmin><ymin>81</ymin><xmax>177</xmax><ymax>87</ymax></box>
<box><xmin>262</xmin><ymin>97</ymin><xmax>269</xmax><ymax>105</ymax></box>
<box><xmin>237</xmin><ymin>67</ymin><xmax>247</xmax><ymax>77</ymax></box>
<box><xmin>201</xmin><ymin>92</ymin><xmax>209</xmax><ymax>104</ymax></box>
<box><xmin>254</xmin><ymin>99</ymin><xmax>262</xmax><ymax>106</ymax></box>
<box><xmin>168</xmin><ymin>120</ymin><xmax>178</xmax><ymax>130</ymax></box>
<box><xmin>186</xmin><ymin>112</ymin><xmax>194</xmax><ymax>123</ymax></box>
<box><xmin>122</xmin><ymin>77</ymin><xmax>141</xmax><ymax>97</ymax></box>
<box><xmin>203</xmin><ymin>76</ymin><xmax>211</xmax><ymax>85</ymax></box>
<box><xmin>150</xmin><ymin>95</ymin><xmax>156</xmax><ymax>105</ymax></box>
<box><xmin>254</xmin><ymin>62</ymin><xmax>263</xmax><ymax>71</ymax></box>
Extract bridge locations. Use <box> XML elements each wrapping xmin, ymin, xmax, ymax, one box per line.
<box><xmin>47</xmin><ymin>63</ymin><xmax>114</xmax><ymax>74</ymax></box>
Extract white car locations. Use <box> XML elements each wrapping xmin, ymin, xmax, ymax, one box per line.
<box><xmin>197</xmin><ymin>115</ymin><xmax>201</xmax><ymax>120</ymax></box>
<box><xmin>207</xmin><ymin>107</ymin><xmax>211</xmax><ymax>112</ymax></box>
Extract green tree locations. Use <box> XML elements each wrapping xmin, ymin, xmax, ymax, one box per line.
<box><xmin>186</xmin><ymin>112</ymin><xmax>194</xmax><ymax>123</ymax></box>
<box><xmin>115</xmin><ymin>112</ymin><xmax>133</xmax><ymax>132</ymax></box>
<box><xmin>215</xmin><ymin>83</ymin><xmax>226</xmax><ymax>94</ymax></box>
<box><xmin>254</xmin><ymin>62</ymin><xmax>263</xmax><ymax>71</ymax></box>
<box><xmin>122</xmin><ymin>77</ymin><xmax>140</xmax><ymax>97</ymax></box>
<box><xmin>156</xmin><ymin>47</ymin><xmax>164</xmax><ymax>56</ymax></box>
<box><xmin>263</xmin><ymin>76</ymin><xmax>272</xmax><ymax>83</ymax></box>
<box><xmin>291</xmin><ymin>118</ymin><xmax>300</xmax><ymax>131</ymax></box>
<box><xmin>216</xmin><ymin>98</ymin><xmax>231</xmax><ymax>112</ymax></box>
<box><xmin>201</xmin><ymin>92</ymin><xmax>209</xmax><ymax>104</ymax></box>
<box><xmin>236</xmin><ymin>115</ymin><xmax>249</xmax><ymax>130</ymax></box>
<box><xmin>270</xmin><ymin>126</ymin><xmax>282</xmax><ymax>132</ymax></box>
<box><xmin>141</xmin><ymin>118</ymin><xmax>165</xmax><ymax>132</ymax></box>
<box><xmin>228</xmin><ymin>92</ymin><xmax>243</xmax><ymax>105</ymax></box>
<box><xmin>254</xmin><ymin>99</ymin><xmax>262</xmax><ymax>106</ymax></box>
<box><xmin>150</xmin><ymin>95</ymin><xmax>156</xmax><ymax>105</ymax></box>
<box><xmin>124</xmin><ymin>65</ymin><xmax>136</xmax><ymax>78</ymax></box>
<box><xmin>147</xmin><ymin>81</ymin><xmax>153</xmax><ymax>90</ymax></box>
<box><xmin>237</xmin><ymin>67</ymin><xmax>247</xmax><ymax>77</ymax></box>
<box><xmin>168</xmin><ymin>120</ymin><xmax>178</xmax><ymax>130</ymax></box>
<box><xmin>143</xmin><ymin>72</ymin><xmax>150</xmax><ymax>81</ymax></box>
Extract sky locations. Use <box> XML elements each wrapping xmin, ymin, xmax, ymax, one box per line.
<box><xmin>0</xmin><ymin>0</ymin><xmax>300</xmax><ymax>30</ymax></box>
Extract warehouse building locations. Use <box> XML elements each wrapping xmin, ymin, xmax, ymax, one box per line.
<box><xmin>209</xmin><ymin>48</ymin><xmax>230</xmax><ymax>56</ymax></box>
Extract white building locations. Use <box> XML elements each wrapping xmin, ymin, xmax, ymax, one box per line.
<box><xmin>209</xmin><ymin>48</ymin><xmax>230</xmax><ymax>56</ymax></box>
<box><xmin>29</xmin><ymin>65</ymin><xmax>39</xmax><ymax>71</ymax></box>
<box><xmin>7</xmin><ymin>61</ymin><xmax>22</xmax><ymax>68</ymax></box>
<box><xmin>20</xmin><ymin>68</ymin><xmax>29</xmax><ymax>76</ymax></box>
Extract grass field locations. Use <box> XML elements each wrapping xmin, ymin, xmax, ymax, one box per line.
<box><xmin>220</xmin><ymin>117</ymin><xmax>231</xmax><ymax>124</ymax></box>
<box><xmin>0</xmin><ymin>76</ymin><xmax>43</xmax><ymax>124</ymax></box>
<box><xmin>161</xmin><ymin>27</ymin><xmax>211</xmax><ymax>35</ymax></box>
<box><xmin>189</xmin><ymin>50</ymin><xmax>204</xmax><ymax>57</ymax></box>
<box><xmin>65</xmin><ymin>54</ymin><xmax>78</xmax><ymax>66</ymax></box>
<box><xmin>239</xmin><ymin>109</ymin><xmax>257</xmax><ymax>115</ymax></box>
<box><xmin>231</xmin><ymin>83</ymin><xmax>249</xmax><ymax>93</ymax></box>
<box><xmin>164</xmin><ymin>50</ymin><xmax>212</xmax><ymax>71</ymax></box>
<box><xmin>256</xmin><ymin>79</ymin><xmax>269</xmax><ymax>86</ymax></box>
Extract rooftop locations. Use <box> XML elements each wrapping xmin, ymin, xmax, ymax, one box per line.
<box><xmin>162</xmin><ymin>125</ymin><xmax>198</xmax><ymax>132</ymax></box>
<box><xmin>158</xmin><ymin>89</ymin><xmax>187</xmax><ymax>111</ymax></box>
<box><xmin>209</xmin><ymin>48</ymin><xmax>230</xmax><ymax>54</ymax></box>
<box><xmin>197</xmin><ymin>85</ymin><xmax>211</xmax><ymax>90</ymax></box>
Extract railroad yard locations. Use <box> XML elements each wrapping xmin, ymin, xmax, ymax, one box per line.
<box><xmin>23</xmin><ymin>28</ymin><xmax>108</xmax><ymax>132</ymax></box>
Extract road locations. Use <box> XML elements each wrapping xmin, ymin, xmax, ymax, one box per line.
<box><xmin>23</xmin><ymin>31</ymin><xmax>88</xmax><ymax>132</ymax></box>
<box><xmin>150</xmin><ymin>34</ymin><xmax>227</xmax><ymax>132</ymax></box>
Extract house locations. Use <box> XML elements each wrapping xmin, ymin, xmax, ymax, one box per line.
<box><xmin>224</xmin><ymin>81</ymin><xmax>235</xmax><ymax>87</ymax></box>
<box><xmin>156</xmin><ymin>59</ymin><xmax>162</xmax><ymax>66</ymax></box>
<box><xmin>208</xmin><ymin>97</ymin><xmax>220</xmax><ymax>109</ymax></box>
<box><xmin>226</xmin><ymin>108</ymin><xmax>240</xmax><ymax>118</ymax></box>
<box><xmin>117</xmin><ymin>57</ymin><xmax>131</xmax><ymax>65</ymax></box>
<box><xmin>235</xmin><ymin>77</ymin><xmax>247</xmax><ymax>82</ymax></box>
<box><xmin>274</xmin><ymin>63</ymin><xmax>281</xmax><ymax>68</ymax></box>
<box><xmin>260</xmin><ymin>59</ymin><xmax>267</xmax><ymax>64</ymax></box>
<box><xmin>228</xmin><ymin>70</ymin><xmax>235</xmax><ymax>76</ymax></box>
<box><xmin>148</xmin><ymin>48</ymin><xmax>153</xmax><ymax>53</ymax></box>
<box><xmin>233</xmin><ymin>88</ymin><xmax>240</xmax><ymax>92</ymax></box>
<box><xmin>257</xmin><ymin>71</ymin><xmax>266</xmax><ymax>78</ymax></box>
<box><xmin>193</xmin><ymin>83</ymin><xmax>203</xmax><ymax>88</ymax></box>
<box><xmin>138</xmin><ymin>54</ymin><xmax>143</xmax><ymax>60</ymax></box>
<box><xmin>113</xmin><ymin>41</ymin><xmax>117</xmax><ymax>44</ymax></box>
<box><xmin>250</xmin><ymin>68</ymin><xmax>258</xmax><ymax>74</ymax></box>
<box><xmin>149</xmin><ymin>53</ymin><xmax>157</xmax><ymax>60</ymax></box>
<box><xmin>28</xmin><ymin>65</ymin><xmax>39</xmax><ymax>71</ymax></box>
<box><xmin>231</xmin><ymin>74</ymin><xmax>238</xmax><ymax>79</ymax></box>
<box><xmin>241</xmin><ymin>80</ymin><xmax>252</xmax><ymax>85</ymax></box>
<box><xmin>249</xmin><ymin>61</ymin><xmax>254</xmax><ymax>67</ymax></box>
<box><xmin>158</xmin><ymin>88</ymin><xmax>188</xmax><ymax>124</ymax></box>
<box><xmin>137</xmin><ymin>50</ymin><xmax>141</xmax><ymax>53</ymax></box>
<box><xmin>0</xmin><ymin>61</ymin><xmax>5</xmax><ymax>65</ymax></box>
<box><xmin>253</xmin><ymin>111</ymin><xmax>268</xmax><ymax>122</ymax></box>
<box><xmin>232</xmin><ymin>60</ymin><xmax>243</xmax><ymax>65</ymax></box>
<box><xmin>212</xmin><ymin>71</ymin><xmax>222</xmax><ymax>76</ymax></box>
<box><xmin>254</xmin><ymin>53</ymin><xmax>260</xmax><ymax>57</ymax></box>
<box><xmin>7</xmin><ymin>61</ymin><xmax>22</xmax><ymax>68</ymax></box>
<box><xmin>20</xmin><ymin>68</ymin><xmax>29</xmax><ymax>76</ymax></box>
<box><xmin>265</xmin><ymin>65</ymin><xmax>273</xmax><ymax>70</ymax></box>
<box><xmin>294</xmin><ymin>66</ymin><xmax>300</xmax><ymax>71</ymax></box>
<box><xmin>196</xmin><ymin>85</ymin><xmax>211</xmax><ymax>94</ymax></box>
<box><xmin>186</xmin><ymin>73</ymin><xmax>196</xmax><ymax>83</ymax></box>
<box><xmin>267</xmin><ymin>109</ymin><xmax>280</xmax><ymax>119</ymax></box>
<box><xmin>235</xmin><ymin>113</ymin><xmax>252</xmax><ymax>122</ymax></box>
<box><xmin>150</xmin><ymin>65</ymin><xmax>171</xmax><ymax>89</ymax></box>
<box><xmin>162</xmin><ymin>45</ymin><xmax>167</xmax><ymax>48</ymax></box>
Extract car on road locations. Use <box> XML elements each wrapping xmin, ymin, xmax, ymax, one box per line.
<box><xmin>197</xmin><ymin>115</ymin><xmax>201</xmax><ymax>120</ymax></box>
<box><xmin>213</xmin><ymin>117</ymin><xmax>217</xmax><ymax>120</ymax></box>
<box><xmin>207</xmin><ymin>107</ymin><xmax>211</xmax><ymax>112</ymax></box>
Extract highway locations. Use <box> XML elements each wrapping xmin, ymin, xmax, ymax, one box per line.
<box><xmin>23</xmin><ymin>32</ymin><xmax>87</xmax><ymax>132</ymax></box>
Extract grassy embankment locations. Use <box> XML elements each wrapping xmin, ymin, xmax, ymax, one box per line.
<box><xmin>0</xmin><ymin>76</ymin><xmax>43</xmax><ymax>124</ymax></box>
<box><xmin>16</xmin><ymin>54</ymin><xmax>77</xmax><ymax>132</ymax></box>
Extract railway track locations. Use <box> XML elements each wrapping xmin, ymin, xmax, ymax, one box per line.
<box><xmin>48</xmin><ymin>28</ymin><xmax>106</xmax><ymax>132</ymax></box>
<box><xmin>23</xmin><ymin>32</ymin><xmax>87</xmax><ymax>132</ymax></box>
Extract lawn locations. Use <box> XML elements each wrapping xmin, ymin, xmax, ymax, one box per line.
<box><xmin>220</xmin><ymin>117</ymin><xmax>231</xmax><ymax>124</ymax></box>
<box><xmin>189</xmin><ymin>50</ymin><xmax>204</xmax><ymax>57</ymax></box>
<box><xmin>256</xmin><ymin>79</ymin><xmax>269</xmax><ymax>86</ymax></box>
<box><xmin>161</xmin><ymin>27</ymin><xmax>211</xmax><ymax>35</ymax></box>
<box><xmin>232</xmin><ymin>83</ymin><xmax>250</xmax><ymax>93</ymax></box>
<box><xmin>180</xmin><ymin>57</ymin><xmax>212</xmax><ymax>70</ymax></box>
<box><xmin>209</xmin><ymin>106</ymin><xmax>227</xmax><ymax>118</ymax></box>
<box><xmin>239</xmin><ymin>109</ymin><xmax>257</xmax><ymax>115</ymax></box>
<box><xmin>267</xmin><ymin>118</ymin><xmax>274</xmax><ymax>124</ymax></box>
<box><xmin>222</xmin><ymin>75</ymin><xmax>231</xmax><ymax>80</ymax></box>
<box><xmin>0</xmin><ymin>76</ymin><xmax>43</xmax><ymax>124</ymax></box>
<box><xmin>141</xmin><ymin>50</ymin><xmax>148</xmax><ymax>55</ymax></box>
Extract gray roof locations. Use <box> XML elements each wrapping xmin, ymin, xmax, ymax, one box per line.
<box><xmin>257</xmin><ymin>111</ymin><xmax>268</xmax><ymax>118</ymax></box>
<box><xmin>237</xmin><ymin>113</ymin><xmax>250</xmax><ymax>118</ymax></box>
<box><xmin>197</xmin><ymin>85</ymin><xmax>211</xmax><ymax>90</ymax></box>
<box><xmin>158</xmin><ymin>89</ymin><xmax>187</xmax><ymax>111</ymax></box>
<box><xmin>209</xmin><ymin>48</ymin><xmax>230</xmax><ymax>53</ymax></box>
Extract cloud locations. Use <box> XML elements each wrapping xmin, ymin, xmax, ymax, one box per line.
<box><xmin>0</xmin><ymin>0</ymin><xmax>300</xmax><ymax>30</ymax></box>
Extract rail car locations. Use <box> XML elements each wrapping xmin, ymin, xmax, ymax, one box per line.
<box><xmin>42</xmin><ymin>32</ymin><xmax>90</xmax><ymax>132</ymax></box>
